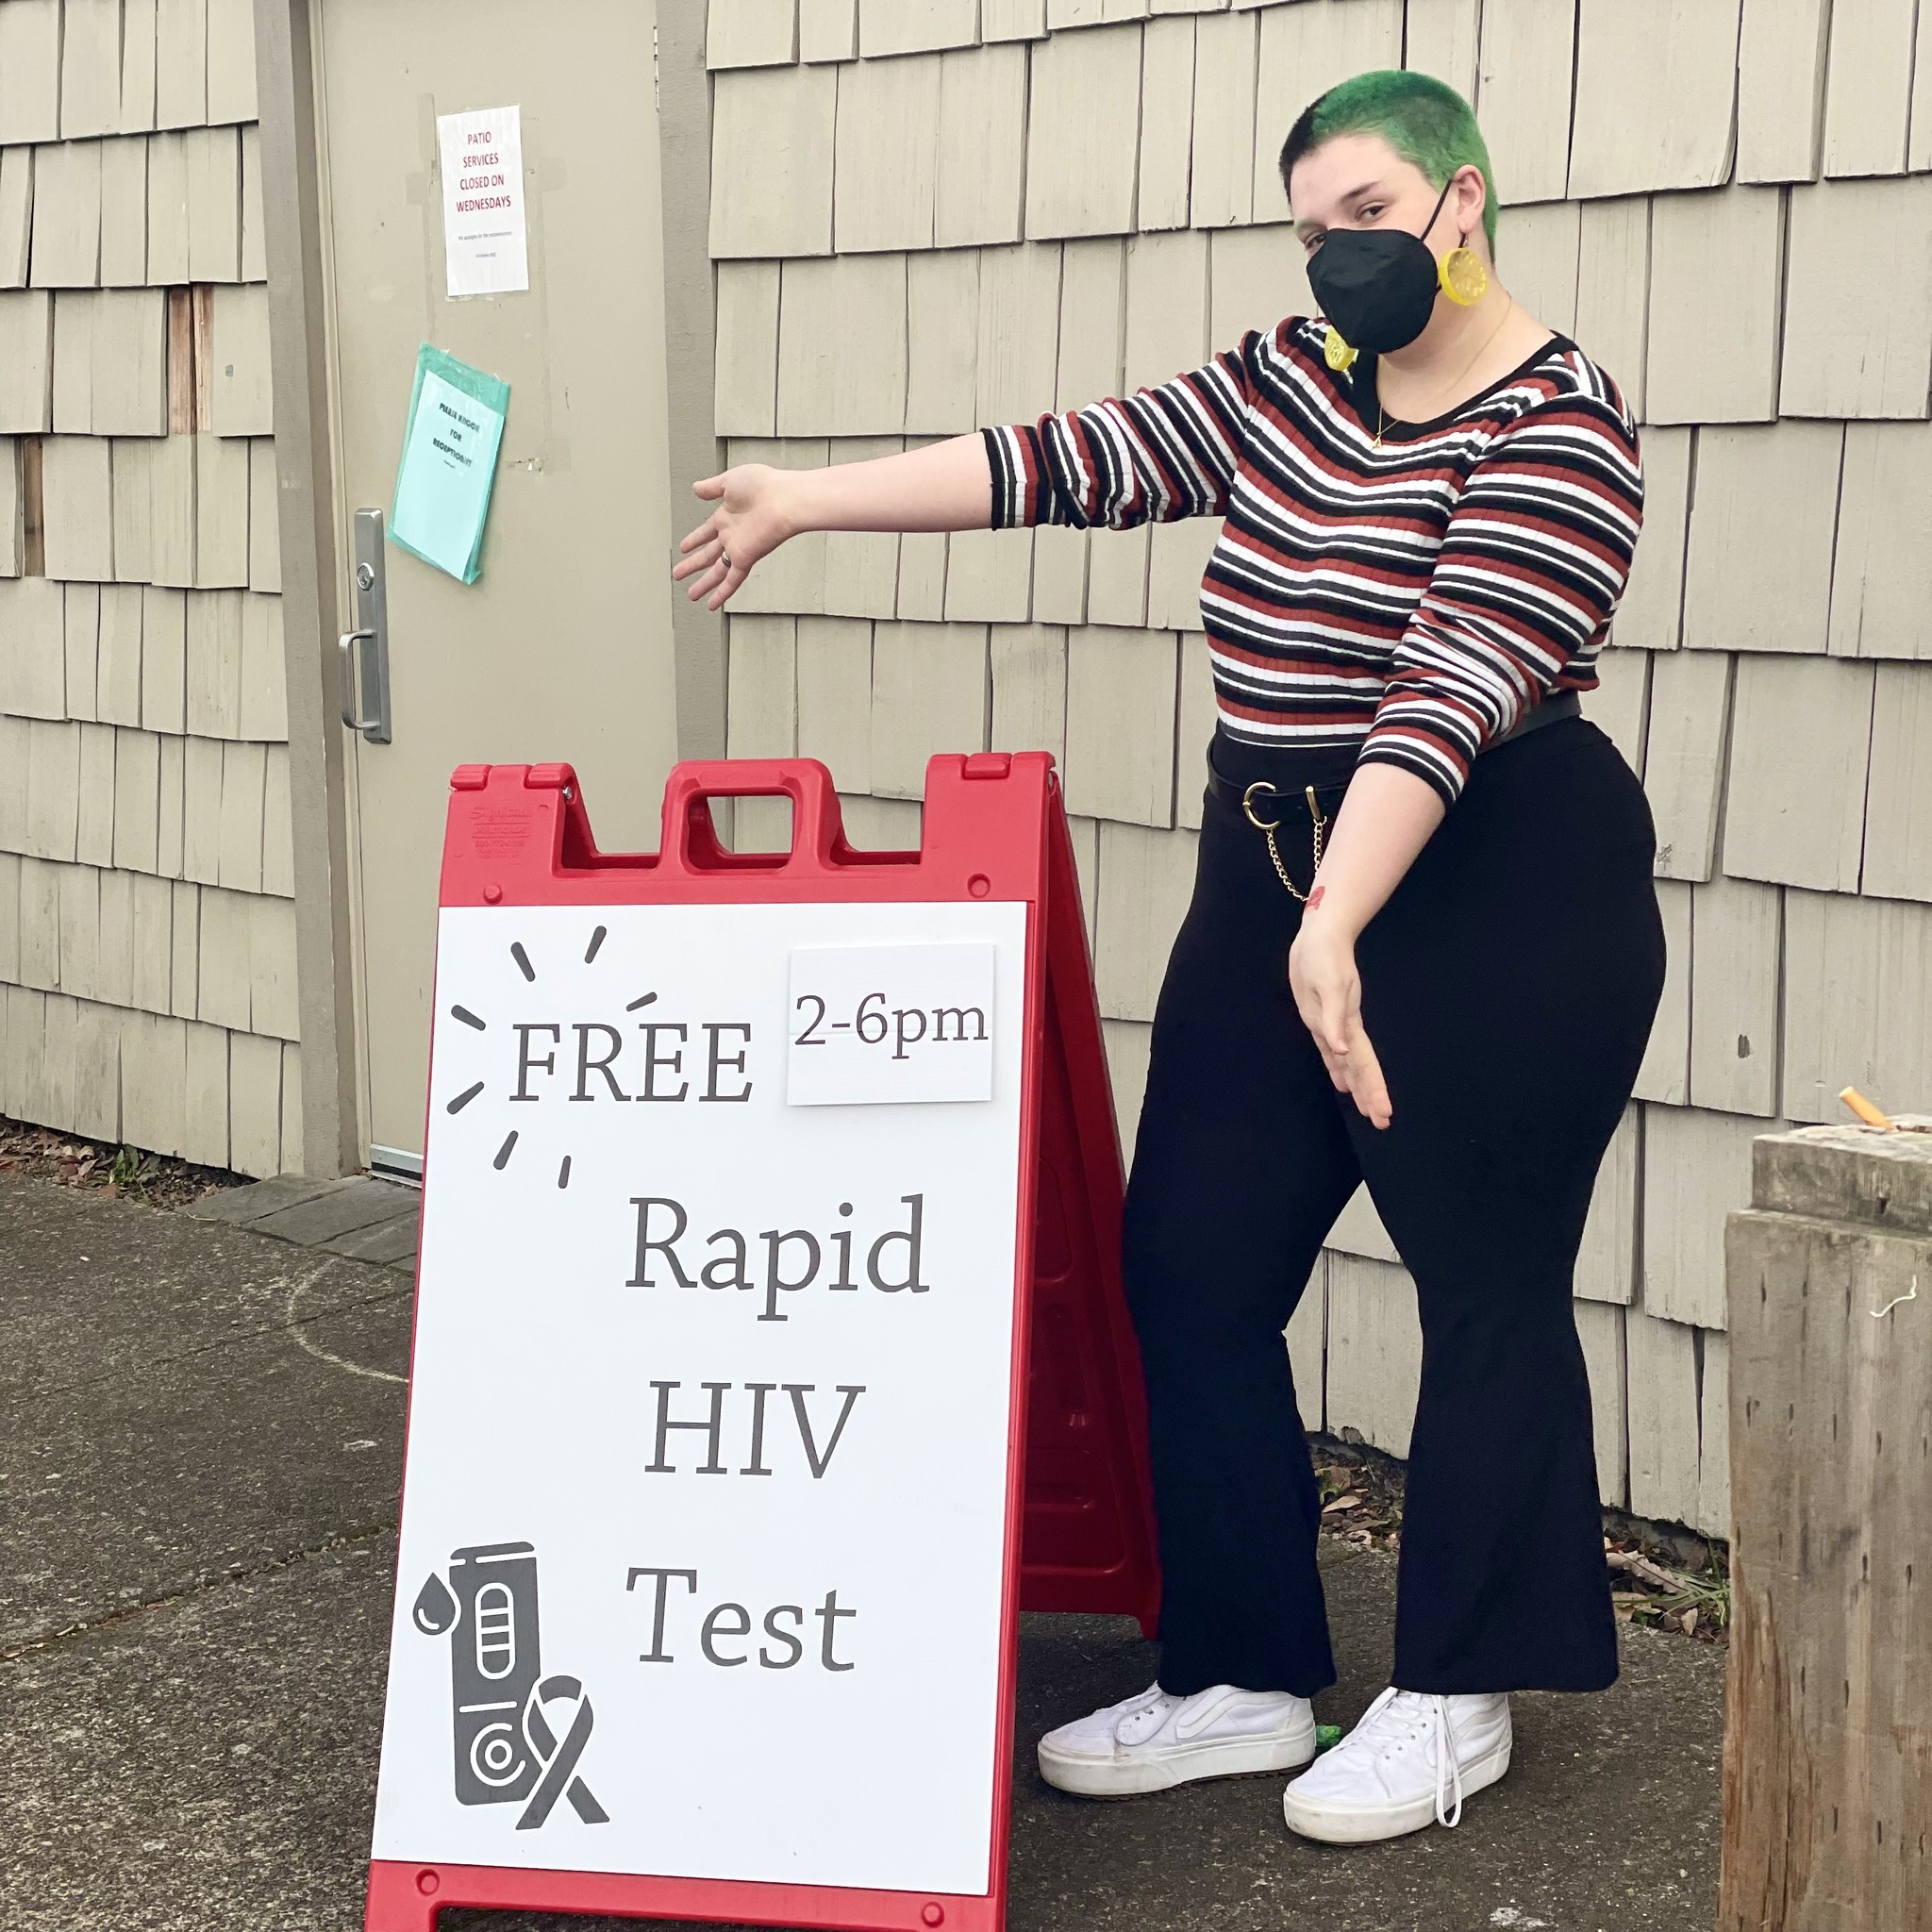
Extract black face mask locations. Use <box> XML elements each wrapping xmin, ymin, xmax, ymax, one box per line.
<box><xmin>1306</xmin><ymin>179</ymin><xmax>1456</xmax><ymax>358</ymax></box>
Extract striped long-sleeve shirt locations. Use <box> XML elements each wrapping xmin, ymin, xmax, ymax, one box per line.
<box><xmin>983</xmin><ymin>318</ymin><xmax>1645</xmax><ymax>807</ymax></box>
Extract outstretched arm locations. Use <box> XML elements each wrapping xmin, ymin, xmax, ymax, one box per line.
<box><xmin>675</xmin><ymin>332</ymin><xmax>1270</xmax><ymax>611</ymax></box>
<box><xmin>673</xmin><ymin>436</ymin><xmax>993</xmax><ymax>611</ymax></box>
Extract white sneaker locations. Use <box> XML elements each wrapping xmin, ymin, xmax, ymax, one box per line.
<box><xmin>1281</xmin><ymin>1687</ymin><xmax>1512</xmax><ymax>1843</ymax></box>
<box><xmin>1038</xmin><ymin>1682</ymin><xmax>1317</xmax><ymax>1798</ymax></box>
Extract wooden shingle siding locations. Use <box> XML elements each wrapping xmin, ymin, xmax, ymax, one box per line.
<box><xmin>204</xmin><ymin>0</ymin><xmax>257</xmax><ymax>125</ymax></box>
<box><xmin>1190</xmin><ymin>9</ymin><xmax>1258</xmax><ymax>229</ymax></box>
<box><xmin>1780</xmin><ymin>177</ymin><xmax>1932</xmax><ymax>420</ymax></box>
<box><xmin>800</xmin><ymin>0</ymin><xmax>858</xmax><ymax>63</ymax></box>
<box><xmin>1093</xmin><ymin>820</ymin><xmax>1198</xmax><ymax>1022</ymax></box>
<box><xmin>1474</xmin><ymin>0</ymin><xmax>1576</xmax><ymax>207</ymax></box>
<box><xmin>1574</xmin><ymin>1104</ymin><xmax>1640</xmax><ymax>1305</ymax></box>
<box><xmin>833</xmin><ymin>55</ymin><xmax>941</xmax><ymax>254</ymax></box>
<box><xmin>944</xmin><ymin>527</ymin><xmax>1034</xmax><ymax>624</ymax></box>
<box><xmin>184</xmin><ymin>127</ymin><xmax>241</xmax><ymax>282</ymax></box>
<box><xmin>1820</xmin><ymin>0</ymin><xmax>1919</xmax><ymax>181</ymax></box>
<box><xmin>1574</xmin><ymin>1297</ymin><xmax>1629</xmax><ymax>1507</ymax></box>
<box><xmin>937</xmin><ymin>44</ymin><xmax>1029</xmax><ymax>248</ymax></box>
<box><xmin>1687</xmin><ymin>872</ymin><xmax>1782</xmax><ymax>1117</ymax></box>
<box><xmin>31</xmin><ymin>139</ymin><xmax>105</xmax><ymax>289</ymax></box>
<box><xmin>1735</xmin><ymin>0</ymin><xmax>1829</xmax><ymax>185</ymax></box>
<box><xmin>1174</xmin><ymin>632</ymin><xmax>1215</xmax><ymax>830</ymax></box>
<box><xmin>1780</xmin><ymin>888</ymin><xmax>1932</xmax><ymax>1124</ymax></box>
<box><xmin>1643</xmin><ymin>1106</ymin><xmax>1769</xmax><ymax>1331</ymax></box>
<box><xmin>0</xmin><ymin>148</ymin><xmax>33</xmax><ymax>288</ymax></box>
<box><xmin>1720</xmin><ymin>654</ymin><xmax>1874</xmax><ymax>893</ymax></box>
<box><xmin>983</xmin><ymin>0</ymin><xmax>1047</xmax><ymax>42</ymax></box>
<box><xmin>146</xmin><ymin>132</ymin><xmax>192</xmax><ymax>284</ymax></box>
<box><xmin>1324</xmin><ymin>1253</ymin><xmax>1423</xmax><ymax>1458</ymax></box>
<box><xmin>989</xmin><ymin>623</ymin><xmax>1068</xmax><ymax>769</ymax></box>
<box><xmin>155</xmin><ymin>0</ymin><xmax>208</xmax><ymax>131</ymax></box>
<box><xmin>795</xmin><ymin>615</ymin><xmax>874</xmax><ymax>790</ymax></box>
<box><xmin>1607</xmin><ymin>425</ymin><xmax>1684</xmax><ymax>649</ymax></box>
<box><xmin>1644</xmin><ymin>648</ymin><xmax>1733</xmax><ymax>881</ymax></box>
<box><xmin>1403</xmin><ymin>0</ymin><xmax>1482</xmax><ymax>99</ymax></box>
<box><xmin>1496</xmin><ymin>201</ymin><xmax>1578</xmax><ymax>335</ymax></box>
<box><xmin>1861</xmin><ymin>666</ymin><xmax>1932</xmax><ymax>904</ymax></box>
<box><xmin>0</xmin><ymin>437</ymin><xmax>19</xmax><ymax>576</ymax></box>
<box><xmin>0</xmin><ymin>0</ymin><xmax>62</xmax><ymax>148</ymax></box>
<box><xmin>1250</xmin><ymin>0</ymin><xmax>1402</xmax><ymax>226</ymax></box>
<box><xmin>708</xmin><ymin>0</ymin><xmax>800</xmax><ymax>69</ymax></box>
<box><xmin>0</xmin><ymin>292</ymin><xmax>56</xmax><ymax>430</ymax></box>
<box><xmin>121</xmin><ymin>0</ymin><xmax>160</xmax><ymax>136</ymax></box>
<box><xmin>710</xmin><ymin>66</ymin><xmax>837</xmax><ymax>258</ymax></box>
<box><xmin>869</xmin><ymin>620</ymin><xmax>991</xmax><ymax>796</ymax></box>
<box><xmin>100</xmin><ymin>139</ymin><xmax>151</xmax><ymax>286</ymax></box>
<box><xmin>1681</xmin><ymin>421</ymin><xmax>1842</xmax><ymax>655</ymax></box>
<box><xmin>776</xmin><ymin>255</ymin><xmax>908</xmax><ymax>435</ymax></box>
<box><xmin>61</xmin><ymin>0</ymin><xmax>127</xmax><ymax>142</ymax></box>
<box><xmin>860</xmin><ymin>0</ymin><xmax>979</xmax><ymax>58</ymax></box>
<box><xmin>1624</xmin><ymin>1307</ymin><xmax>1702</xmax><ymax>1526</ymax></box>
<box><xmin>1633</xmin><ymin>877</ymin><xmax>1691</xmax><ymax>1105</ymax></box>
<box><xmin>0</xmin><ymin>1</ymin><xmax>288</xmax><ymax>1174</ymax></box>
<box><xmin>1084</xmin><ymin>523</ymin><xmax>1149</xmax><ymax>626</ymax></box>
<box><xmin>1644</xmin><ymin>186</ymin><xmax>1784</xmax><ymax>425</ymax></box>
<box><xmin>1567</xmin><ymin>0</ymin><xmax>1742</xmax><ymax>201</ymax></box>
<box><xmin>42</xmin><ymin>436</ymin><xmax>115</xmax><ymax>581</ymax></box>
<box><xmin>1024</xmin><ymin>23</ymin><xmax>1144</xmax><ymax>239</ymax></box>
<box><xmin>1063</xmin><ymin>625</ymin><xmax>1176</xmax><ymax>825</ymax></box>
<box><xmin>1124</xmin><ymin>229</ymin><xmax>1208</xmax><ymax>390</ymax></box>
<box><xmin>975</xmin><ymin>243</ymin><xmax>1062</xmax><ymax>423</ymax></box>
<box><xmin>209</xmin><ymin>284</ymin><xmax>272</xmax><ymax>437</ymax></box>
<box><xmin>1830</xmin><ymin>423</ymin><xmax>1932</xmax><ymax>659</ymax></box>
<box><xmin>907</xmin><ymin>251</ymin><xmax>979</xmax><ymax>433</ymax></box>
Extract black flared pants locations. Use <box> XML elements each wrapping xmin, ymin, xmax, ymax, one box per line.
<box><xmin>1123</xmin><ymin>717</ymin><xmax>1666</xmax><ymax>1699</ymax></box>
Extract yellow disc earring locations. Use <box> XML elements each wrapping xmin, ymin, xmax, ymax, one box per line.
<box><xmin>1439</xmin><ymin>242</ymin><xmax>1490</xmax><ymax>307</ymax></box>
<box><xmin>1324</xmin><ymin>325</ymin><xmax>1358</xmax><ymax>373</ymax></box>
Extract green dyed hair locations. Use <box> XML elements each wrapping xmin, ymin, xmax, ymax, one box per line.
<box><xmin>1278</xmin><ymin>69</ymin><xmax>1500</xmax><ymax>251</ymax></box>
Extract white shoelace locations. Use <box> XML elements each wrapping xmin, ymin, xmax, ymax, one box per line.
<box><xmin>1344</xmin><ymin>1689</ymin><xmax>1464</xmax><ymax>1828</ymax></box>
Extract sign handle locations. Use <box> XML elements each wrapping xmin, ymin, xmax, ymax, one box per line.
<box><xmin>658</xmin><ymin>758</ymin><xmax>847</xmax><ymax>876</ymax></box>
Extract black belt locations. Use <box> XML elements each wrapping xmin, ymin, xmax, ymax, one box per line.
<box><xmin>1204</xmin><ymin>691</ymin><xmax>1581</xmax><ymax>818</ymax></box>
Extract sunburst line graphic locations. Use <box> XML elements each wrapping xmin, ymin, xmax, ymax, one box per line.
<box><xmin>450</xmin><ymin>922</ymin><xmax>644</xmax><ymax>1178</ymax></box>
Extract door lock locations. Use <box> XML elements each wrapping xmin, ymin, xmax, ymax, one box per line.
<box><xmin>339</xmin><ymin>508</ymin><xmax>392</xmax><ymax>744</ymax></box>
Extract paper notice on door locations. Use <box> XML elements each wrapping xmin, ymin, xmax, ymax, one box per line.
<box><xmin>437</xmin><ymin>105</ymin><xmax>528</xmax><ymax>297</ymax></box>
<box><xmin>390</xmin><ymin>345</ymin><xmax>509</xmax><ymax>584</ymax></box>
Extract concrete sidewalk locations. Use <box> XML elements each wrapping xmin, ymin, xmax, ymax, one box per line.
<box><xmin>0</xmin><ymin>1171</ymin><xmax>1724</xmax><ymax>1932</ymax></box>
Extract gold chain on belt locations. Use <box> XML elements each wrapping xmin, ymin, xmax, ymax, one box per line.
<box><xmin>1241</xmin><ymin>781</ymin><xmax>1328</xmax><ymax>903</ymax></box>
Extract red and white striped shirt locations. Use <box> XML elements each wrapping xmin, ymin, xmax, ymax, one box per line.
<box><xmin>983</xmin><ymin>319</ymin><xmax>1644</xmax><ymax>807</ymax></box>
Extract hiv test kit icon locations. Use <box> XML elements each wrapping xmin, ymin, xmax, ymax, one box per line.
<box><xmin>410</xmin><ymin>1542</ymin><xmax>608</xmax><ymax>1830</ymax></box>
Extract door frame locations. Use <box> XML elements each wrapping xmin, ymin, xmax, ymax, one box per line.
<box><xmin>250</xmin><ymin>0</ymin><xmax>724</xmax><ymax>1176</ymax></box>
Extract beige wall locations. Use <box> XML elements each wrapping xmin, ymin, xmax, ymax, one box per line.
<box><xmin>0</xmin><ymin>0</ymin><xmax>302</xmax><ymax>1175</ymax></box>
<box><xmin>703</xmin><ymin>0</ymin><xmax>1932</xmax><ymax>1534</ymax></box>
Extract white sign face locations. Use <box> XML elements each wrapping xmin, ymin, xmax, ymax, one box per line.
<box><xmin>437</xmin><ymin>105</ymin><xmax>529</xmax><ymax>297</ymax></box>
<box><xmin>372</xmin><ymin>899</ymin><xmax>1028</xmax><ymax>1897</ymax></box>
<box><xmin>786</xmin><ymin>942</ymin><xmax>997</xmax><ymax>1107</ymax></box>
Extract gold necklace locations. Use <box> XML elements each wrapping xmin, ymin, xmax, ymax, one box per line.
<box><xmin>1374</xmin><ymin>299</ymin><xmax>1516</xmax><ymax>448</ymax></box>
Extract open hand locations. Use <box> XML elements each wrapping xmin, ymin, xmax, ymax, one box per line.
<box><xmin>672</xmin><ymin>465</ymin><xmax>794</xmax><ymax>611</ymax></box>
<box><xmin>1288</xmin><ymin>920</ymin><xmax>1392</xmax><ymax>1129</ymax></box>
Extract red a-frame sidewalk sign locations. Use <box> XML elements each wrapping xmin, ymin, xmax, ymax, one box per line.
<box><xmin>364</xmin><ymin>752</ymin><xmax>1159</xmax><ymax>1932</ymax></box>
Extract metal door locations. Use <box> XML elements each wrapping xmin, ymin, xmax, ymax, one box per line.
<box><xmin>314</xmin><ymin>0</ymin><xmax>680</xmax><ymax>1170</ymax></box>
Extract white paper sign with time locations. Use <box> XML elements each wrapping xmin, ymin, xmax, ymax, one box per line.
<box><xmin>371</xmin><ymin>897</ymin><xmax>1029</xmax><ymax>1897</ymax></box>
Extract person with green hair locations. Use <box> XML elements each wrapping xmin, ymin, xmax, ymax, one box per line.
<box><xmin>675</xmin><ymin>69</ymin><xmax>1658</xmax><ymax>1849</ymax></box>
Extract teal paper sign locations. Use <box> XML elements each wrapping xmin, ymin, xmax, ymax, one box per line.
<box><xmin>389</xmin><ymin>344</ymin><xmax>509</xmax><ymax>584</ymax></box>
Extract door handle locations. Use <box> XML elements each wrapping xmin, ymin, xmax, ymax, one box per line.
<box><xmin>338</xmin><ymin>508</ymin><xmax>392</xmax><ymax>744</ymax></box>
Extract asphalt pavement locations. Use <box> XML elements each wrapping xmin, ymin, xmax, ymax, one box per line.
<box><xmin>0</xmin><ymin>1170</ymin><xmax>1724</xmax><ymax>1932</ymax></box>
